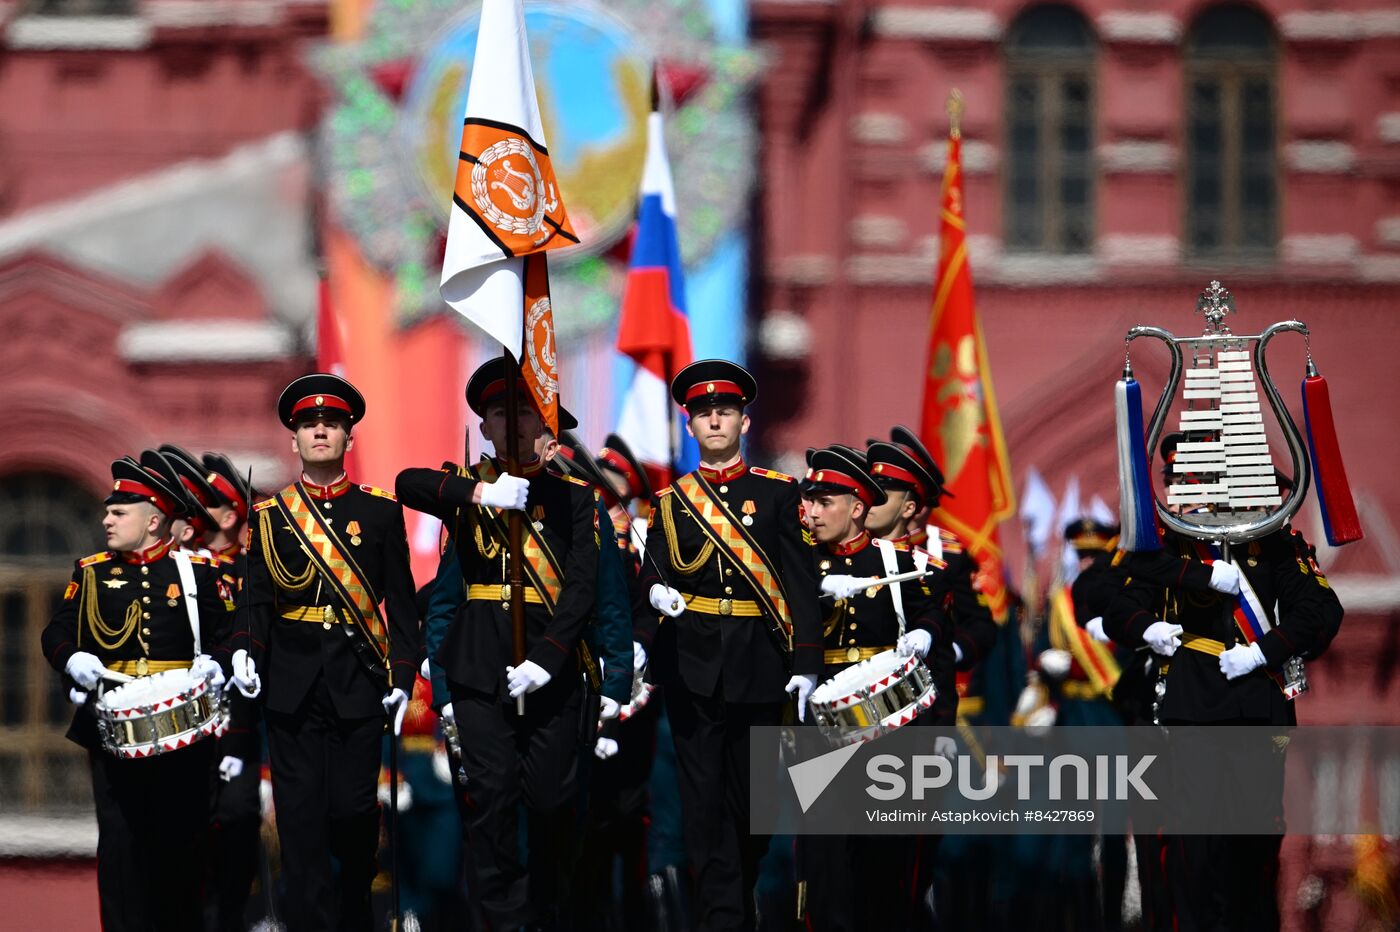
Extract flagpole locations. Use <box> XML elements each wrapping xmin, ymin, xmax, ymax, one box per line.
<box><xmin>502</xmin><ymin>347</ymin><xmax>528</xmax><ymax>715</ymax></box>
<box><xmin>648</xmin><ymin>66</ymin><xmax>680</xmax><ymax>484</ymax></box>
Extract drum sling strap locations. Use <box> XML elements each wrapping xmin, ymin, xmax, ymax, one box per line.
<box><xmin>170</xmin><ymin>549</ymin><xmax>201</xmax><ymax>655</ymax></box>
<box><xmin>871</xmin><ymin>538</ymin><xmax>929</xmax><ymax>638</ymax></box>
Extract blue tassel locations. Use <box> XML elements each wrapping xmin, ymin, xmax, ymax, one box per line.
<box><xmin>1116</xmin><ymin>378</ymin><xmax>1161</xmax><ymax>551</ymax></box>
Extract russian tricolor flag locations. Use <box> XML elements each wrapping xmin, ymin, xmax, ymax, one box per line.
<box><xmin>614</xmin><ymin>100</ymin><xmax>697</xmax><ymax>488</ymax></box>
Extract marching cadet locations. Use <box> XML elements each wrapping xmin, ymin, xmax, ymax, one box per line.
<box><xmin>638</xmin><ymin>359</ymin><xmax>823</xmax><ymax>932</ymax></box>
<box><xmin>798</xmin><ymin>447</ymin><xmax>952</xmax><ymax>931</ymax></box>
<box><xmin>232</xmin><ymin>373</ymin><xmax>420</xmax><ymax>932</ymax></box>
<box><xmin>395</xmin><ymin>358</ymin><xmax>599</xmax><ymax>932</ymax></box>
<box><xmin>867</xmin><ymin>428</ymin><xmax>998</xmax><ymax>681</ymax></box>
<box><xmin>200</xmin><ymin>449</ymin><xmax>264</xmax><ymax>932</ymax></box>
<box><xmin>41</xmin><ymin>455</ymin><xmax>233</xmax><ymax>932</ymax></box>
<box><xmin>1104</xmin><ymin>478</ymin><xmax>1343</xmax><ymax>932</ymax></box>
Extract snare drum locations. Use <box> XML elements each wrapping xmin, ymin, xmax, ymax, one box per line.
<box><xmin>95</xmin><ymin>668</ymin><xmax>229</xmax><ymax>759</ymax></box>
<box><xmin>809</xmin><ymin>649</ymin><xmax>936</xmax><ymax>747</ymax></box>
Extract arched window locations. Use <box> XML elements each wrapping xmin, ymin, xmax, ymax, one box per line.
<box><xmin>1184</xmin><ymin>4</ymin><xmax>1277</xmax><ymax>260</ymax></box>
<box><xmin>1004</xmin><ymin>4</ymin><xmax>1096</xmax><ymax>254</ymax></box>
<box><xmin>0</xmin><ymin>473</ymin><xmax>104</xmax><ymax>813</ymax></box>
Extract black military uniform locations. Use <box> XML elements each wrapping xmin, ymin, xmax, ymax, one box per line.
<box><xmin>880</xmin><ymin>427</ymin><xmax>998</xmax><ymax>682</ymax></box>
<box><xmin>395</xmin><ymin>359</ymin><xmax>598</xmax><ymax>931</ymax></box>
<box><xmin>201</xmin><ymin>450</ymin><xmax>263</xmax><ymax>932</ymax></box>
<box><xmin>799</xmin><ymin>448</ymin><xmax>952</xmax><ymax>932</ymax></box>
<box><xmin>40</xmin><ymin>457</ymin><xmax>233</xmax><ymax>932</ymax></box>
<box><xmin>235</xmin><ymin>375</ymin><xmax>420</xmax><ymax>932</ymax></box>
<box><xmin>636</xmin><ymin>360</ymin><xmax>822</xmax><ymax>932</ymax></box>
<box><xmin>1106</xmin><ymin>525</ymin><xmax>1342</xmax><ymax>932</ymax></box>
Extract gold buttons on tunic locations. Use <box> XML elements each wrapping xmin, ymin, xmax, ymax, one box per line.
<box><xmin>141</xmin><ymin>581</ymin><xmax>150</xmax><ymax>589</ymax></box>
<box><xmin>848</xmin><ymin>623</ymin><xmax>857</xmax><ymax>630</ymax></box>
<box><xmin>723</xmin><ymin>586</ymin><xmax>733</xmax><ymax>595</ymax></box>
<box><xmin>142</xmin><ymin>596</ymin><xmax>150</xmax><ymax>604</ymax></box>
<box><xmin>846</xmin><ymin>646</ymin><xmax>861</xmax><ymax>663</ymax></box>
<box><xmin>135</xmin><ymin>658</ymin><xmax>148</xmax><ymax>676</ymax></box>
<box><xmin>719</xmin><ymin>485</ymin><xmax>728</xmax><ymax>494</ymax></box>
<box><xmin>140</xmin><ymin>566</ymin><xmax>149</xmax><ymax>575</ymax></box>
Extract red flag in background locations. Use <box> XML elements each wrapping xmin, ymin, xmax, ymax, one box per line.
<box><xmin>316</xmin><ymin>274</ymin><xmax>361</xmax><ymax>478</ymax></box>
<box><xmin>918</xmin><ymin>93</ymin><xmax>1016</xmax><ymax>621</ymax></box>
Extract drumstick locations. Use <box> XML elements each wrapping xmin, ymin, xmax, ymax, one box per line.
<box><xmin>818</xmin><ymin>568</ymin><xmax>933</xmax><ymax>599</ymax></box>
<box><xmin>100</xmin><ymin>669</ymin><xmax>135</xmax><ymax>684</ymax></box>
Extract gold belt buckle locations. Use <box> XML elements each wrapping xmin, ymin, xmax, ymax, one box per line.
<box><xmin>718</xmin><ymin>598</ymin><xmax>733</xmax><ymax>616</ymax></box>
<box><xmin>322</xmin><ymin>605</ymin><xmax>335</xmax><ymax>630</ymax></box>
<box><xmin>500</xmin><ymin>584</ymin><xmax>511</xmax><ymax>601</ymax></box>
<box><xmin>136</xmin><ymin>657</ymin><xmax>149</xmax><ymax>676</ymax></box>
<box><xmin>846</xmin><ymin>646</ymin><xmax>861</xmax><ymax>663</ymax></box>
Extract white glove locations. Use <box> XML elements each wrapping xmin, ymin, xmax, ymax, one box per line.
<box><xmin>230</xmin><ymin>649</ymin><xmax>261</xmax><ymax>699</ymax></box>
<box><xmin>377</xmin><ymin>778</ymin><xmax>413</xmax><ymax>812</ymax></box>
<box><xmin>595</xmin><ymin>737</ymin><xmax>620</xmax><ymax>760</ymax></box>
<box><xmin>68</xmin><ymin>687</ymin><xmax>89</xmax><ymax>706</ymax></box>
<box><xmin>383</xmin><ymin>688</ymin><xmax>409</xmax><ymax>736</ymax></box>
<box><xmin>506</xmin><ymin>660</ymin><xmax>551</xmax><ymax>698</ymax></box>
<box><xmin>219</xmin><ymin>756</ymin><xmax>244</xmax><ymax>782</ymax></box>
<box><xmin>952</xmin><ymin>642</ymin><xmax>964</xmax><ymax>665</ymax></box>
<box><xmin>820</xmin><ymin>574</ymin><xmax>873</xmax><ymax>600</ymax></box>
<box><xmin>480</xmin><ymin>474</ymin><xmax>529</xmax><ymax>511</ymax></box>
<box><xmin>649</xmin><ymin>584</ymin><xmax>685</xmax><ymax>618</ymax></box>
<box><xmin>1143</xmin><ymin>621</ymin><xmax>1183</xmax><ymax>657</ymax></box>
<box><xmin>1026</xmin><ymin>705</ymin><xmax>1058</xmax><ymax>730</ymax></box>
<box><xmin>1209</xmin><ymin>561</ymin><xmax>1242</xmax><ymax>596</ymax></box>
<box><xmin>785</xmin><ymin>674</ymin><xmax>818</xmax><ymax>723</ymax></box>
<box><xmin>191</xmin><ymin>653</ymin><xmax>226</xmax><ymax>692</ymax></box>
<box><xmin>440</xmin><ymin>701</ymin><xmax>456</xmax><ymax>723</ymax></box>
<box><xmin>934</xmin><ymin>735</ymin><xmax>958</xmax><ymax>760</ymax></box>
<box><xmin>1037</xmin><ymin>648</ymin><xmax>1072</xmax><ymax>680</ymax></box>
<box><xmin>599</xmin><ymin>696</ymin><xmax>621</xmax><ymax>722</ymax></box>
<box><xmin>633</xmin><ymin>641</ymin><xmax>647</xmax><ymax>674</ymax></box>
<box><xmin>420</xmin><ymin>658</ymin><xmax>431</xmax><ymax>679</ymax></box>
<box><xmin>1220</xmin><ymin>642</ymin><xmax>1266</xmax><ymax>680</ymax></box>
<box><xmin>1086</xmin><ymin>616</ymin><xmax>1110</xmax><ymax>642</ymax></box>
<box><xmin>64</xmin><ymin>651</ymin><xmax>106</xmax><ymax>691</ymax></box>
<box><xmin>896</xmin><ymin>629</ymin><xmax>933</xmax><ymax>659</ymax></box>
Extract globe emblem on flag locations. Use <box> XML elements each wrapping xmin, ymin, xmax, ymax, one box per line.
<box><xmin>405</xmin><ymin>1</ymin><xmax>650</xmax><ymax>257</ymax></box>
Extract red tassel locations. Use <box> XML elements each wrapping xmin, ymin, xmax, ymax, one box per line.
<box><xmin>1302</xmin><ymin>374</ymin><xmax>1363</xmax><ymax>545</ymax></box>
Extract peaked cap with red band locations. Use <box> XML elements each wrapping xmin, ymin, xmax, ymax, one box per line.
<box><xmin>597</xmin><ymin>433</ymin><xmax>652</xmax><ymax>501</ymax></box>
<box><xmin>866</xmin><ymin>441</ymin><xmax>939</xmax><ymax>508</ymax></box>
<box><xmin>201</xmin><ymin>451</ymin><xmax>252</xmax><ymax>521</ymax></box>
<box><xmin>140</xmin><ymin>450</ymin><xmax>209</xmax><ymax>531</ymax></box>
<box><xmin>800</xmin><ymin>447</ymin><xmax>887</xmax><ymax>508</ymax></box>
<box><xmin>158</xmin><ymin>444</ymin><xmax>220</xmax><ymax>509</ymax></box>
<box><xmin>887</xmin><ymin>425</ymin><xmax>952</xmax><ymax>501</ymax></box>
<box><xmin>465</xmin><ymin>357</ymin><xmax>579</xmax><ymax>431</ymax></box>
<box><xmin>671</xmin><ymin>359</ymin><xmax>757</xmax><ymax>410</ymax></box>
<box><xmin>107</xmin><ymin>456</ymin><xmax>187</xmax><ymax>518</ymax></box>
<box><xmin>277</xmin><ymin>373</ymin><xmax>366</xmax><ymax>430</ymax></box>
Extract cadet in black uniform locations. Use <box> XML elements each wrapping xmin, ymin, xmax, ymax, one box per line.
<box><xmin>867</xmin><ymin>428</ymin><xmax>998</xmax><ymax>682</ymax></box>
<box><xmin>231</xmin><ymin>373</ymin><xmax>420</xmax><ymax>932</ymax></box>
<box><xmin>395</xmin><ymin>358</ymin><xmax>598</xmax><ymax>931</ymax></box>
<box><xmin>1105</xmin><ymin>512</ymin><xmax>1342</xmax><ymax>932</ymax></box>
<box><xmin>194</xmin><ymin>449</ymin><xmax>264</xmax><ymax>932</ymax></box>
<box><xmin>798</xmin><ymin>447</ymin><xmax>952</xmax><ymax>932</ymax></box>
<box><xmin>41</xmin><ymin>456</ymin><xmax>233</xmax><ymax>932</ymax></box>
<box><xmin>637</xmin><ymin>359</ymin><xmax>822</xmax><ymax>932</ymax></box>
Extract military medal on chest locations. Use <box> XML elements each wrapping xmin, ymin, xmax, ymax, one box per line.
<box><xmin>166</xmin><ymin>583</ymin><xmax>180</xmax><ymax>607</ymax></box>
<box><xmin>346</xmin><ymin>520</ymin><xmax>362</xmax><ymax>546</ymax></box>
<box><xmin>741</xmin><ymin>499</ymin><xmax>756</xmax><ymax>526</ymax></box>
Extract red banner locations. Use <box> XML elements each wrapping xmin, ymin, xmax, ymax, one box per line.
<box><xmin>918</xmin><ymin>132</ymin><xmax>1016</xmax><ymax>621</ymax></box>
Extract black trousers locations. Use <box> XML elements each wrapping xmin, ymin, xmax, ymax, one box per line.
<box><xmin>206</xmin><ymin>743</ymin><xmax>263</xmax><ymax>932</ymax></box>
<box><xmin>266</xmin><ymin>676</ymin><xmax>383</xmax><ymax>932</ymax></box>
<box><xmin>666</xmin><ymin>687</ymin><xmax>783</xmax><ymax>932</ymax></box>
<box><xmin>802</xmin><ymin>834</ymin><xmax>920</xmax><ymax>932</ymax></box>
<box><xmin>453</xmin><ymin>685</ymin><xmax>583</xmax><ymax>931</ymax></box>
<box><xmin>90</xmin><ymin>740</ymin><xmax>214</xmax><ymax>932</ymax></box>
<box><xmin>1162</xmin><ymin>723</ymin><xmax>1285</xmax><ymax>932</ymax></box>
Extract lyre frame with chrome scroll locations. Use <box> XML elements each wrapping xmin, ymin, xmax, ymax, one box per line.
<box><xmin>1124</xmin><ymin>319</ymin><xmax>1312</xmax><ymax>548</ymax></box>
